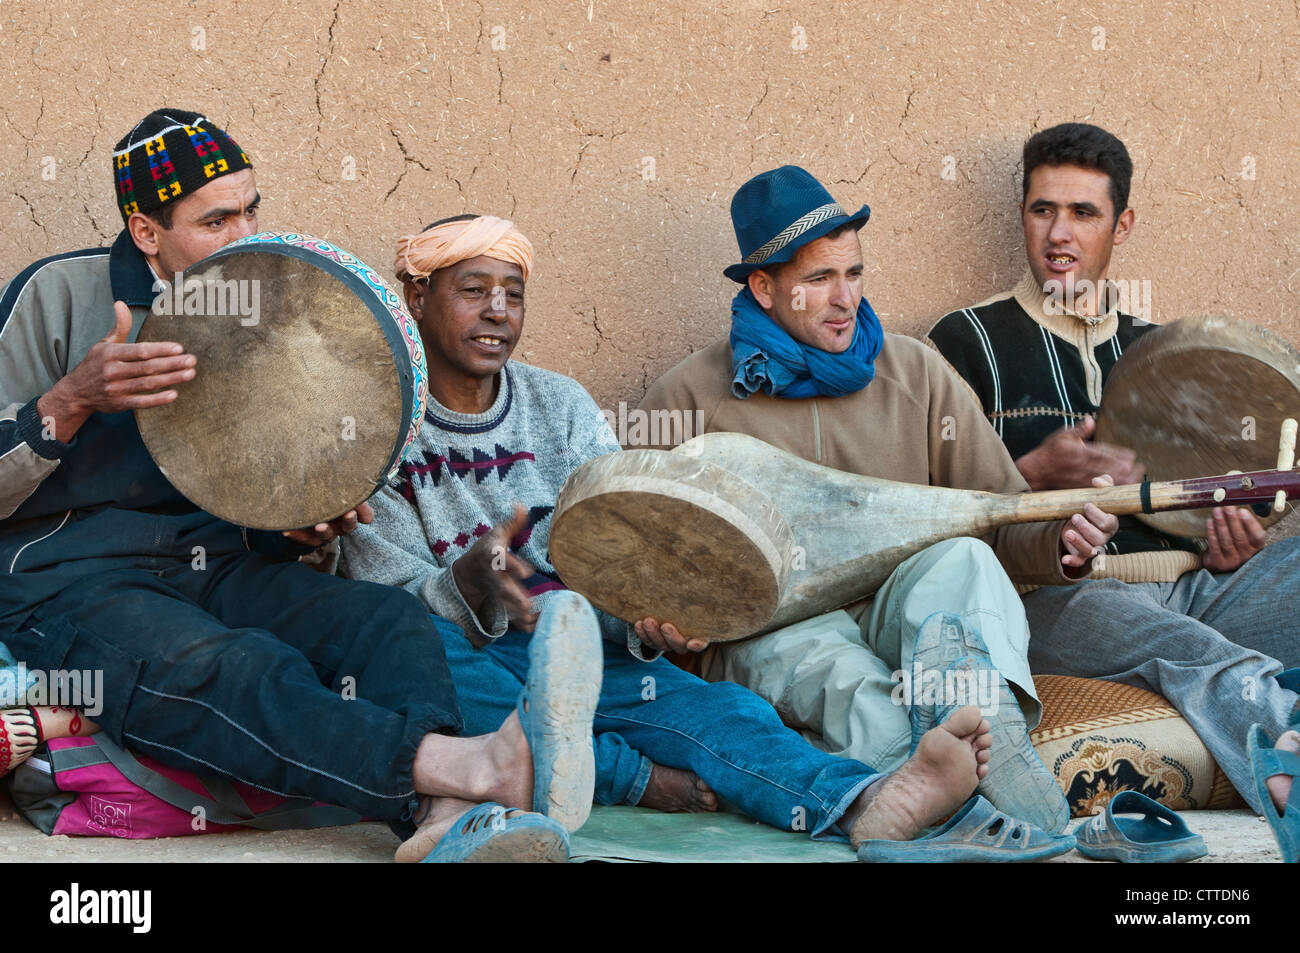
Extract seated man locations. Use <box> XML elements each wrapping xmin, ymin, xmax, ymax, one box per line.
<box><xmin>340</xmin><ymin>213</ymin><xmax>1020</xmax><ymax>858</ymax></box>
<box><xmin>637</xmin><ymin>166</ymin><xmax>1120</xmax><ymax>834</ymax></box>
<box><xmin>0</xmin><ymin>109</ymin><xmax>595</xmax><ymax>863</ymax></box>
<box><xmin>928</xmin><ymin>121</ymin><xmax>1300</xmax><ymax>814</ymax></box>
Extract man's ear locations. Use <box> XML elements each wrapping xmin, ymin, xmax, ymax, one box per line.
<box><xmin>747</xmin><ymin>269</ymin><xmax>776</xmax><ymax>310</ymax></box>
<box><xmin>403</xmin><ymin>278</ymin><xmax>427</xmax><ymax>320</ymax></box>
<box><xmin>1112</xmin><ymin>207</ymin><xmax>1136</xmax><ymax>248</ymax></box>
<box><xmin>127</xmin><ymin>212</ymin><xmax>161</xmax><ymax>259</ymax></box>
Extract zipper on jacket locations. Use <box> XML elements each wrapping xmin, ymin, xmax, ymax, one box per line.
<box><xmin>811</xmin><ymin>399</ymin><xmax>823</xmax><ymax>463</ymax></box>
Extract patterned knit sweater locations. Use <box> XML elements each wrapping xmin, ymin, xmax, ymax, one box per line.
<box><xmin>341</xmin><ymin>360</ymin><xmax>642</xmax><ymax>655</ymax></box>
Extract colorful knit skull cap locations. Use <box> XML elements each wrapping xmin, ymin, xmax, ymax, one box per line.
<box><xmin>112</xmin><ymin>109</ymin><xmax>252</xmax><ymax>224</ymax></box>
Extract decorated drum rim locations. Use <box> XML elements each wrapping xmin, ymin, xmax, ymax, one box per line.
<box><xmin>218</xmin><ymin>231</ymin><xmax>428</xmax><ymax>482</ymax></box>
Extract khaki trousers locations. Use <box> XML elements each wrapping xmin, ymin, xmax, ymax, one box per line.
<box><xmin>700</xmin><ymin>537</ymin><xmax>1039</xmax><ymax>774</ymax></box>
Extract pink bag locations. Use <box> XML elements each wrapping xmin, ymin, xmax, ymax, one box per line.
<box><xmin>7</xmin><ymin>735</ymin><xmax>360</xmax><ymax>838</ymax></box>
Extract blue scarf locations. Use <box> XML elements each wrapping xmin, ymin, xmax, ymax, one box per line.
<box><xmin>729</xmin><ymin>286</ymin><xmax>884</xmax><ymax>399</ymax></box>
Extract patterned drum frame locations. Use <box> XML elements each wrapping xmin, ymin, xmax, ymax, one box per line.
<box><xmin>136</xmin><ymin>231</ymin><xmax>429</xmax><ymax>530</ymax></box>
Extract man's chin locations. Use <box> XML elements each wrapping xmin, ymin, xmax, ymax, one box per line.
<box><xmin>817</xmin><ymin>328</ymin><xmax>856</xmax><ymax>354</ymax></box>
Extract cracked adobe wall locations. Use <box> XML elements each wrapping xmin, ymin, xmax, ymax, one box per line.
<box><xmin>2</xmin><ymin>1</ymin><xmax>1298</xmax><ymax>410</ymax></box>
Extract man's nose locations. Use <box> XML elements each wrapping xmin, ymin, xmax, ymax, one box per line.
<box><xmin>1047</xmin><ymin>213</ymin><xmax>1073</xmax><ymax>245</ymax></box>
<box><xmin>483</xmin><ymin>287</ymin><xmax>509</xmax><ymax>320</ymax></box>
<box><xmin>830</xmin><ymin>277</ymin><xmax>854</xmax><ymax>309</ymax></box>
<box><xmin>233</xmin><ymin>213</ymin><xmax>258</xmax><ymax>239</ymax></box>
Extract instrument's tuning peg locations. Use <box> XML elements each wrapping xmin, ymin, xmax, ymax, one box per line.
<box><xmin>1276</xmin><ymin>418</ymin><xmax>1297</xmax><ymax>511</ymax></box>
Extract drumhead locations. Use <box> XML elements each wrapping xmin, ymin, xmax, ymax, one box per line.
<box><xmin>550</xmin><ymin>449</ymin><xmax>793</xmax><ymax>642</ymax></box>
<box><xmin>1097</xmin><ymin>315</ymin><xmax>1300</xmax><ymax>537</ymax></box>
<box><xmin>136</xmin><ymin>234</ymin><xmax>425</xmax><ymax>530</ymax></box>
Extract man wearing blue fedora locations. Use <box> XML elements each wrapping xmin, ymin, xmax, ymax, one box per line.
<box><xmin>637</xmin><ymin>165</ymin><xmax>1122</xmax><ymax>833</ymax></box>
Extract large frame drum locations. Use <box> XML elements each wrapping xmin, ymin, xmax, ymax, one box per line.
<box><xmin>136</xmin><ymin>232</ymin><xmax>428</xmax><ymax>530</ymax></box>
<box><xmin>1096</xmin><ymin>314</ymin><xmax>1300</xmax><ymax>538</ymax></box>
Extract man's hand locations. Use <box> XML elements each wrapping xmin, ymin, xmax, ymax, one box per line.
<box><xmin>1202</xmin><ymin>506</ymin><xmax>1267</xmax><ymax>572</ymax></box>
<box><xmin>1016</xmin><ymin>415</ymin><xmax>1143</xmax><ymax>490</ymax></box>
<box><xmin>1060</xmin><ymin>473</ymin><xmax>1120</xmax><ymax>569</ymax></box>
<box><xmin>35</xmin><ymin>302</ymin><xmax>195</xmax><ymax>443</ymax></box>
<box><xmin>282</xmin><ymin>502</ymin><xmax>375</xmax><ymax>547</ymax></box>
<box><xmin>451</xmin><ymin>503</ymin><xmax>540</xmax><ymax>632</ymax></box>
<box><xmin>634</xmin><ymin>618</ymin><xmax>709</xmax><ymax>655</ymax></box>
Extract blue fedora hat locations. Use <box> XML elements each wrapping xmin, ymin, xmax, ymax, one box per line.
<box><xmin>723</xmin><ymin>166</ymin><xmax>870</xmax><ymax>283</ymax></box>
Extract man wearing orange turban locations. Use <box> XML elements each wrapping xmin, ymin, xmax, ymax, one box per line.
<box><xmin>342</xmin><ymin>212</ymin><xmax>1008</xmax><ymax>860</ymax></box>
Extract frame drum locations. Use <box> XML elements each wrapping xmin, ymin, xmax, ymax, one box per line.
<box><xmin>550</xmin><ymin>448</ymin><xmax>793</xmax><ymax>642</ymax></box>
<box><xmin>1096</xmin><ymin>314</ymin><xmax>1300</xmax><ymax>538</ymax></box>
<box><xmin>135</xmin><ymin>232</ymin><xmax>428</xmax><ymax>530</ymax></box>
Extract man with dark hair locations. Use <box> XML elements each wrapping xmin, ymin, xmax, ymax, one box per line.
<box><xmin>928</xmin><ymin>121</ymin><xmax>1300</xmax><ymax>814</ymax></box>
<box><xmin>1020</xmin><ymin>121</ymin><xmax>1133</xmax><ymax>223</ymax></box>
<box><xmin>0</xmin><ymin>108</ymin><xmax>601</xmax><ymax>862</ymax></box>
<box><xmin>637</xmin><ymin>165</ymin><xmax>1124</xmax><ymax>835</ymax></box>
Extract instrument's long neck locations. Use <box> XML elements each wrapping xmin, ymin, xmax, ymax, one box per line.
<box><xmin>988</xmin><ymin>468</ymin><xmax>1300</xmax><ymax>525</ymax></box>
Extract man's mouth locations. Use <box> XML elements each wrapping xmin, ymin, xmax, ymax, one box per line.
<box><xmin>1045</xmin><ymin>253</ymin><xmax>1077</xmax><ymax>272</ymax></box>
<box><xmin>470</xmin><ymin>334</ymin><xmax>508</xmax><ymax>351</ymax></box>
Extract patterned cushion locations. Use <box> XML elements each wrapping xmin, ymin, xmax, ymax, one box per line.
<box><xmin>1030</xmin><ymin>675</ymin><xmax>1244</xmax><ymax>817</ymax></box>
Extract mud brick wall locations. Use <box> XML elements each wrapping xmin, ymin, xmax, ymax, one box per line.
<box><xmin>2</xmin><ymin>0</ymin><xmax>1296</xmax><ymax>408</ymax></box>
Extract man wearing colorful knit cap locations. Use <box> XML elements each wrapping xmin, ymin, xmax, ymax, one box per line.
<box><xmin>341</xmin><ymin>211</ymin><xmax>1025</xmax><ymax>860</ymax></box>
<box><xmin>0</xmin><ymin>110</ymin><xmax>597</xmax><ymax>863</ymax></box>
<box><xmin>637</xmin><ymin>165</ymin><xmax>1126</xmax><ymax>841</ymax></box>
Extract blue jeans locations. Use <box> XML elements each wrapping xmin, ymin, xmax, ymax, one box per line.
<box><xmin>443</xmin><ymin>625</ymin><xmax>653</xmax><ymax>805</ymax></box>
<box><xmin>1022</xmin><ymin>536</ymin><xmax>1300</xmax><ymax>814</ymax></box>
<box><xmin>4</xmin><ymin>553</ymin><xmax>461</xmax><ymax>823</ymax></box>
<box><xmin>442</xmin><ymin>595</ymin><xmax>881</xmax><ymax>841</ymax></box>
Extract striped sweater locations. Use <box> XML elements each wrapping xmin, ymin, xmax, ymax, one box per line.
<box><xmin>928</xmin><ymin>273</ymin><xmax>1200</xmax><ymax>574</ymax></box>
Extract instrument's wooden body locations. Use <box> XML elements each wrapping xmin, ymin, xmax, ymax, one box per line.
<box><xmin>680</xmin><ymin>433</ymin><xmax>1008</xmax><ymax>632</ymax></box>
<box><xmin>135</xmin><ymin>233</ymin><xmax>428</xmax><ymax>530</ymax></box>
<box><xmin>1097</xmin><ymin>314</ymin><xmax>1300</xmax><ymax>537</ymax></box>
<box><xmin>550</xmin><ymin>431</ymin><xmax>1300</xmax><ymax>644</ymax></box>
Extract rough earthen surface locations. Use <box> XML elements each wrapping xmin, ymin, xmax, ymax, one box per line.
<box><xmin>2</xmin><ymin>1</ymin><xmax>1297</xmax><ymax>409</ymax></box>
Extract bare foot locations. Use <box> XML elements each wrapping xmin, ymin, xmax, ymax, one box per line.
<box><xmin>638</xmin><ymin>763</ymin><xmax>718</xmax><ymax>813</ymax></box>
<box><xmin>37</xmin><ymin>706</ymin><xmax>98</xmax><ymax>739</ymax></box>
<box><xmin>843</xmin><ymin>705</ymin><xmax>993</xmax><ymax>846</ymax></box>
<box><xmin>411</xmin><ymin>711</ymin><xmax>532</xmax><ymax>809</ymax></box>
<box><xmin>1266</xmin><ymin>730</ymin><xmax>1300</xmax><ymax>814</ymax></box>
<box><xmin>393</xmin><ymin>796</ymin><xmax>479</xmax><ymax>863</ymax></box>
<box><xmin>482</xmin><ymin>710</ymin><xmax>533</xmax><ymax>810</ymax></box>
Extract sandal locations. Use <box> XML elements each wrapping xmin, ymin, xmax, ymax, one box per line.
<box><xmin>910</xmin><ymin>612</ymin><xmax>1069</xmax><ymax>835</ymax></box>
<box><xmin>1075</xmin><ymin>790</ymin><xmax>1207</xmax><ymax>862</ymax></box>
<box><xmin>518</xmin><ymin>591</ymin><xmax>602</xmax><ymax>832</ymax></box>
<box><xmin>1248</xmin><ymin>723</ymin><xmax>1300</xmax><ymax>863</ymax></box>
<box><xmin>419</xmin><ymin>802</ymin><xmax>570</xmax><ymax>863</ymax></box>
<box><xmin>0</xmin><ymin>707</ymin><xmax>42</xmax><ymax>777</ymax></box>
<box><xmin>856</xmin><ymin>795</ymin><xmax>1077</xmax><ymax>863</ymax></box>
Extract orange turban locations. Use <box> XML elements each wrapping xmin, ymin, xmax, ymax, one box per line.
<box><xmin>394</xmin><ymin>215</ymin><xmax>534</xmax><ymax>284</ymax></box>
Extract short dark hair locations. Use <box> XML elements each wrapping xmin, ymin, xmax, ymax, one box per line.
<box><xmin>421</xmin><ymin>213</ymin><xmax>478</xmax><ymax>232</ymax></box>
<box><xmin>146</xmin><ymin>205</ymin><xmax>175</xmax><ymax>230</ymax></box>
<box><xmin>1022</xmin><ymin>123</ymin><xmax>1132</xmax><ymax>224</ymax></box>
